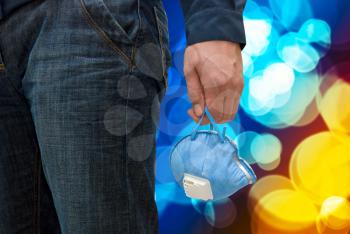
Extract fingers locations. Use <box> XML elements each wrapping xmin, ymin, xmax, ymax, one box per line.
<box><xmin>184</xmin><ymin>67</ymin><xmax>209</xmax><ymax>124</ymax></box>
<box><xmin>221</xmin><ymin>92</ymin><xmax>238</xmax><ymax>123</ymax></box>
<box><xmin>187</xmin><ymin>108</ymin><xmax>210</xmax><ymax>125</ymax></box>
<box><xmin>206</xmin><ymin>85</ymin><xmax>225</xmax><ymax>124</ymax></box>
<box><xmin>220</xmin><ymin>75</ymin><xmax>244</xmax><ymax>123</ymax></box>
<box><xmin>198</xmin><ymin>45</ymin><xmax>243</xmax><ymax>124</ymax></box>
<box><xmin>221</xmin><ymin>57</ymin><xmax>244</xmax><ymax>123</ymax></box>
<box><xmin>184</xmin><ymin>47</ymin><xmax>209</xmax><ymax>124</ymax></box>
<box><xmin>184</xmin><ymin>67</ymin><xmax>205</xmax><ymax>117</ymax></box>
<box><xmin>198</xmin><ymin>57</ymin><xmax>226</xmax><ymax>124</ymax></box>
<box><xmin>183</xmin><ymin>41</ymin><xmax>244</xmax><ymax>125</ymax></box>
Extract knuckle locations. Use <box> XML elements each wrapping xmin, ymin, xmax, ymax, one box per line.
<box><xmin>232</xmin><ymin>76</ymin><xmax>244</xmax><ymax>90</ymax></box>
<box><xmin>222</xmin><ymin>114</ymin><xmax>233</xmax><ymax>123</ymax></box>
<box><xmin>216</xmin><ymin>74</ymin><xmax>230</xmax><ymax>86</ymax></box>
<box><xmin>206</xmin><ymin>71</ymin><xmax>228</xmax><ymax>86</ymax></box>
<box><xmin>183</xmin><ymin>67</ymin><xmax>192</xmax><ymax>77</ymax></box>
<box><xmin>228</xmin><ymin>114</ymin><xmax>235</xmax><ymax>122</ymax></box>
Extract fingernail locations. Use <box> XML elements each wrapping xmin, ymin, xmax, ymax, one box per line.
<box><xmin>194</xmin><ymin>104</ymin><xmax>203</xmax><ymax>117</ymax></box>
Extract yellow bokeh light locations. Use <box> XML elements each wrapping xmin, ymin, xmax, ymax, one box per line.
<box><xmin>252</xmin><ymin>189</ymin><xmax>319</xmax><ymax>233</ymax></box>
<box><xmin>318</xmin><ymin>80</ymin><xmax>350</xmax><ymax>134</ymax></box>
<box><xmin>248</xmin><ymin>175</ymin><xmax>294</xmax><ymax>212</ymax></box>
<box><xmin>318</xmin><ymin>196</ymin><xmax>350</xmax><ymax>231</ymax></box>
<box><xmin>289</xmin><ymin>132</ymin><xmax>350</xmax><ymax>205</ymax></box>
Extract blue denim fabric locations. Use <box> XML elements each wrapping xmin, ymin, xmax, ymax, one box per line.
<box><xmin>0</xmin><ymin>0</ymin><xmax>170</xmax><ymax>233</ymax></box>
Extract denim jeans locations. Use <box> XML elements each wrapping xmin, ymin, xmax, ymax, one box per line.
<box><xmin>0</xmin><ymin>0</ymin><xmax>171</xmax><ymax>233</ymax></box>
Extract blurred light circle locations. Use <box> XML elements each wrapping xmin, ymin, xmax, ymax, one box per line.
<box><xmin>155</xmin><ymin>146</ymin><xmax>175</xmax><ymax>183</ymax></box>
<box><xmin>270</xmin><ymin>90</ymin><xmax>292</xmax><ymax>109</ymax></box>
<box><xmin>277</xmin><ymin>32</ymin><xmax>320</xmax><ymax>73</ymax></box>
<box><xmin>166</xmin><ymin>98</ymin><xmax>191</xmax><ymax>125</ymax></box>
<box><xmin>244</xmin><ymin>18</ymin><xmax>272</xmax><ymax>57</ymax></box>
<box><xmin>172</xmin><ymin>47</ymin><xmax>185</xmax><ymax>77</ymax></box>
<box><xmin>298</xmin><ymin>19</ymin><xmax>331</xmax><ymax>47</ymax></box>
<box><xmin>242</xmin><ymin>51</ymin><xmax>254</xmax><ymax>77</ymax></box>
<box><xmin>316</xmin><ymin>220</ymin><xmax>350</xmax><ymax>234</ymax></box>
<box><xmin>165</xmin><ymin>67</ymin><xmax>185</xmax><ymax>95</ymax></box>
<box><xmin>157</xmin><ymin>85</ymin><xmax>193</xmax><ymax>137</ymax></box>
<box><xmin>218</xmin><ymin>123</ymin><xmax>241</xmax><ymax>140</ymax></box>
<box><xmin>318</xmin><ymin>80</ymin><xmax>350</xmax><ymax>135</ymax></box>
<box><xmin>191</xmin><ymin>198</ymin><xmax>207</xmax><ymax>214</ymax></box>
<box><xmin>242</xmin><ymin>71</ymin><xmax>320</xmax><ymax>129</ymax></box>
<box><xmin>244</xmin><ymin>74</ymin><xmax>292</xmax><ymax>114</ymax></box>
<box><xmin>104</xmin><ymin>105</ymin><xmax>143</xmax><ymax>136</ymax></box>
<box><xmin>250</xmin><ymin>133</ymin><xmax>282</xmax><ymax>171</ymax></box>
<box><xmin>249</xmin><ymin>75</ymin><xmax>275</xmax><ymax>106</ymax></box>
<box><xmin>155</xmin><ymin>182</ymin><xmax>179</xmax><ymax>215</ymax></box>
<box><xmin>268</xmin><ymin>0</ymin><xmax>313</xmax><ymax>30</ymax></box>
<box><xmin>244</xmin><ymin>1</ymin><xmax>268</xmax><ymax>19</ymax></box>
<box><xmin>155</xmin><ymin>182</ymin><xmax>192</xmax><ymax>206</ymax></box>
<box><xmin>257</xmin><ymin>159</ymin><xmax>281</xmax><ymax>171</ymax></box>
<box><xmin>173</xmin><ymin>121</ymin><xmax>205</xmax><ymax>145</ymax></box>
<box><xmin>330</xmin><ymin>131</ymin><xmax>350</xmax><ymax>149</ymax></box>
<box><xmin>267</xmin><ymin>72</ymin><xmax>320</xmax><ymax>126</ymax></box>
<box><xmin>318</xmin><ymin>196</ymin><xmax>350</xmax><ymax>231</ymax></box>
<box><xmin>293</xmin><ymin>99</ymin><xmax>320</xmax><ymax>127</ymax></box>
<box><xmin>127</xmin><ymin>134</ymin><xmax>155</xmax><ymax>162</ymax></box>
<box><xmin>135</xmin><ymin>42</ymin><xmax>163</xmax><ymax>81</ymax></box>
<box><xmin>117</xmin><ymin>75</ymin><xmax>147</xmax><ymax>100</ymax></box>
<box><xmin>252</xmin><ymin>189</ymin><xmax>318</xmax><ymax>232</ymax></box>
<box><xmin>248</xmin><ymin>175</ymin><xmax>294</xmax><ymax>212</ymax></box>
<box><xmin>289</xmin><ymin>132</ymin><xmax>350</xmax><ymax>205</ymax></box>
<box><xmin>247</xmin><ymin>92</ymin><xmax>274</xmax><ymax>117</ymax></box>
<box><xmin>234</xmin><ymin>131</ymin><xmax>260</xmax><ymax>164</ymax></box>
<box><xmin>204</xmin><ymin>198</ymin><xmax>237</xmax><ymax>228</ymax></box>
<box><xmin>263</xmin><ymin>63</ymin><xmax>295</xmax><ymax>94</ymax></box>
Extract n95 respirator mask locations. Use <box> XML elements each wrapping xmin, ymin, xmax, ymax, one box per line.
<box><xmin>169</xmin><ymin>107</ymin><xmax>257</xmax><ymax>201</ymax></box>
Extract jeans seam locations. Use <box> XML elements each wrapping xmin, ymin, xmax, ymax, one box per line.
<box><xmin>79</xmin><ymin>0</ymin><xmax>133</xmax><ymax>69</ymax></box>
<box><xmin>130</xmin><ymin>0</ymin><xmax>142</xmax><ymax>67</ymax></box>
<box><xmin>153</xmin><ymin>7</ymin><xmax>168</xmax><ymax>92</ymax></box>
<box><xmin>32</xmin><ymin>135</ymin><xmax>41</xmax><ymax>234</ymax></box>
<box><xmin>125</xmin><ymin>72</ymin><xmax>131</xmax><ymax>234</ymax></box>
<box><xmin>1</xmin><ymin>70</ymin><xmax>30</xmax><ymax>110</ymax></box>
<box><xmin>125</xmin><ymin>2</ymin><xmax>142</xmax><ymax>233</ymax></box>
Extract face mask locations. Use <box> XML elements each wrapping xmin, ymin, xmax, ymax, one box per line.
<box><xmin>169</xmin><ymin>107</ymin><xmax>257</xmax><ymax>201</ymax></box>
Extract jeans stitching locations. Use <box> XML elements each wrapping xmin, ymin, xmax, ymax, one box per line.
<box><xmin>79</xmin><ymin>0</ymin><xmax>133</xmax><ymax>69</ymax></box>
<box><xmin>33</xmin><ymin>145</ymin><xmax>41</xmax><ymax>234</ymax></box>
<box><xmin>95</xmin><ymin>0</ymin><xmax>132</xmax><ymax>42</ymax></box>
<box><xmin>0</xmin><ymin>69</ymin><xmax>30</xmax><ymax>109</ymax></box>
<box><xmin>0</xmin><ymin>46</ymin><xmax>41</xmax><ymax>234</ymax></box>
<box><xmin>153</xmin><ymin>6</ymin><xmax>168</xmax><ymax>92</ymax></box>
<box><xmin>125</xmin><ymin>72</ymin><xmax>131</xmax><ymax>234</ymax></box>
<box><xmin>124</xmin><ymin>1</ymin><xmax>142</xmax><ymax>232</ymax></box>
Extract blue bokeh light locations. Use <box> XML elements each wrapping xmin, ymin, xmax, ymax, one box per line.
<box><xmin>156</xmin><ymin>0</ymin><xmax>333</xmax><ymax>233</ymax></box>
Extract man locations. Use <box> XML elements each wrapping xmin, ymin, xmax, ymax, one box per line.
<box><xmin>0</xmin><ymin>0</ymin><xmax>246</xmax><ymax>233</ymax></box>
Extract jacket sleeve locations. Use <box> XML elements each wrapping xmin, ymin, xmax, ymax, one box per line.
<box><xmin>179</xmin><ymin>0</ymin><xmax>247</xmax><ymax>49</ymax></box>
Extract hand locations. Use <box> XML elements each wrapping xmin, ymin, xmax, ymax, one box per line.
<box><xmin>183</xmin><ymin>41</ymin><xmax>244</xmax><ymax>125</ymax></box>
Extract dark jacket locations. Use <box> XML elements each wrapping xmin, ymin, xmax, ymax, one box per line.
<box><xmin>0</xmin><ymin>0</ymin><xmax>246</xmax><ymax>48</ymax></box>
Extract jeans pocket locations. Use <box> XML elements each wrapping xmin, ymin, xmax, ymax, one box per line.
<box><xmin>79</xmin><ymin>0</ymin><xmax>141</xmax><ymax>65</ymax></box>
<box><xmin>153</xmin><ymin>5</ymin><xmax>172</xmax><ymax>92</ymax></box>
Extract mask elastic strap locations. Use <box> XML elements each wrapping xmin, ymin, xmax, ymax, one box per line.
<box><xmin>190</xmin><ymin>107</ymin><xmax>225</xmax><ymax>143</ymax></box>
